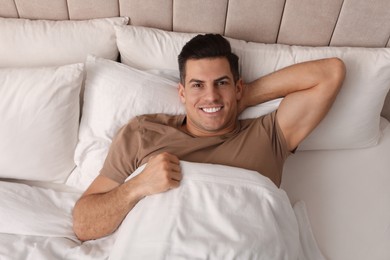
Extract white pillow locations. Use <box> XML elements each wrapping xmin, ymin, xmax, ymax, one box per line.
<box><xmin>0</xmin><ymin>17</ymin><xmax>129</xmax><ymax>67</ymax></box>
<box><xmin>0</xmin><ymin>63</ymin><xmax>84</xmax><ymax>182</ymax></box>
<box><xmin>115</xmin><ymin>25</ymin><xmax>390</xmax><ymax>150</ymax></box>
<box><xmin>67</xmin><ymin>56</ymin><xmax>185</xmax><ymax>189</ymax></box>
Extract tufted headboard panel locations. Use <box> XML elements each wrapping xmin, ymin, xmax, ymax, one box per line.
<box><xmin>2</xmin><ymin>0</ymin><xmax>390</xmax><ymax>47</ymax></box>
<box><xmin>1</xmin><ymin>0</ymin><xmax>390</xmax><ymax>119</ymax></box>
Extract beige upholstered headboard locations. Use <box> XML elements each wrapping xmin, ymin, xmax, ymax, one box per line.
<box><xmin>1</xmin><ymin>0</ymin><xmax>390</xmax><ymax>120</ymax></box>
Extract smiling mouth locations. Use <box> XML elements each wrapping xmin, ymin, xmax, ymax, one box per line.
<box><xmin>201</xmin><ymin>107</ymin><xmax>222</xmax><ymax>113</ymax></box>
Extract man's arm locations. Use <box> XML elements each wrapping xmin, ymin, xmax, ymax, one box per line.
<box><xmin>72</xmin><ymin>152</ymin><xmax>181</xmax><ymax>241</ymax></box>
<box><xmin>241</xmin><ymin>58</ymin><xmax>346</xmax><ymax>151</ymax></box>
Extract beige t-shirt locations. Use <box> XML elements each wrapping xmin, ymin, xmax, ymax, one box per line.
<box><xmin>100</xmin><ymin>111</ymin><xmax>291</xmax><ymax>187</ymax></box>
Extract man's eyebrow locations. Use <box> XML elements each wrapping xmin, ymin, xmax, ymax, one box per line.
<box><xmin>214</xmin><ymin>76</ymin><xmax>230</xmax><ymax>82</ymax></box>
<box><xmin>188</xmin><ymin>79</ymin><xmax>204</xmax><ymax>83</ymax></box>
<box><xmin>188</xmin><ymin>76</ymin><xmax>231</xmax><ymax>84</ymax></box>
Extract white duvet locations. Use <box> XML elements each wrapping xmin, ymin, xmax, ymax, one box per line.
<box><xmin>110</xmin><ymin>161</ymin><xmax>324</xmax><ymax>260</ymax></box>
<box><xmin>0</xmin><ymin>161</ymin><xmax>324</xmax><ymax>260</ymax></box>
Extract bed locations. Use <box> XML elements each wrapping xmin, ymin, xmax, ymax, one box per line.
<box><xmin>0</xmin><ymin>0</ymin><xmax>389</xmax><ymax>259</ymax></box>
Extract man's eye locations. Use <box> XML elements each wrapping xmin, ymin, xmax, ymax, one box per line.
<box><xmin>193</xmin><ymin>83</ymin><xmax>202</xmax><ymax>88</ymax></box>
<box><xmin>217</xmin><ymin>81</ymin><xmax>228</xmax><ymax>86</ymax></box>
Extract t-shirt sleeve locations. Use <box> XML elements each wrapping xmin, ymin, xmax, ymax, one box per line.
<box><xmin>260</xmin><ymin>110</ymin><xmax>292</xmax><ymax>163</ymax></box>
<box><xmin>99</xmin><ymin>119</ymin><xmax>141</xmax><ymax>183</ymax></box>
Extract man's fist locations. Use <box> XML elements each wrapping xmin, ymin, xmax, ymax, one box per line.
<box><xmin>134</xmin><ymin>152</ymin><xmax>182</xmax><ymax>197</ymax></box>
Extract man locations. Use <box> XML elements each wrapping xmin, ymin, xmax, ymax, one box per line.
<box><xmin>73</xmin><ymin>34</ymin><xmax>345</xmax><ymax>241</ymax></box>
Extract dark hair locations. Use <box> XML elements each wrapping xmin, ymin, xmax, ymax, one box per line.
<box><xmin>178</xmin><ymin>34</ymin><xmax>239</xmax><ymax>84</ymax></box>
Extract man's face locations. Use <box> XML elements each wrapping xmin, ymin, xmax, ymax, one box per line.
<box><xmin>178</xmin><ymin>57</ymin><xmax>243</xmax><ymax>137</ymax></box>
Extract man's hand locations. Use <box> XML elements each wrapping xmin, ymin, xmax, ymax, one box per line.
<box><xmin>133</xmin><ymin>152</ymin><xmax>182</xmax><ymax>197</ymax></box>
<box><xmin>73</xmin><ymin>152</ymin><xmax>182</xmax><ymax>241</ymax></box>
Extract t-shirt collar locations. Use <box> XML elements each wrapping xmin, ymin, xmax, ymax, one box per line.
<box><xmin>179</xmin><ymin>115</ymin><xmax>241</xmax><ymax>139</ymax></box>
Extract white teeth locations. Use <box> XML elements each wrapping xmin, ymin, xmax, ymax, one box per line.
<box><xmin>202</xmin><ymin>107</ymin><xmax>221</xmax><ymax>113</ymax></box>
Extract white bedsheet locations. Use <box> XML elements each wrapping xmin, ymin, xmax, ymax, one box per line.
<box><xmin>110</xmin><ymin>161</ymin><xmax>324</xmax><ymax>260</ymax></box>
<box><xmin>0</xmin><ymin>161</ymin><xmax>323</xmax><ymax>260</ymax></box>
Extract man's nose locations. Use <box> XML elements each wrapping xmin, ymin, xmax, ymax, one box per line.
<box><xmin>204</xmin><ymin>85</ymin><xmax>220</xmax><ymax>101</ymax></box>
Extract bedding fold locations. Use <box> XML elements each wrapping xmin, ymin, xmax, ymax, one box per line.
<box><xmin>0</xmin><ymin>181</ymin><xmax>117</xmax><ymax>259</ymax></box>
<box><xmin>0</xmin><ymin>181</ymin><xmax>80</xmax><ymax>241</ymax></box>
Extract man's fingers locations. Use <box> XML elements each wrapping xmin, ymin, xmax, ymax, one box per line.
<box><xmin>149</xmin><ymin>152</ymin><xmax>181</xmax><ymax>174</ymax></box>
<box><xmin>170</xmin><ymin>170</ymin><xmax>182</xmax><ymax>182</ymax></box>
<box><xmin>169</xmin><ymin>178</ymin><xmax>181</xmax><ymax>189</ymax></box>
<box><xmin>142</xmin><ymin>152</ymin><xmax>182</xmax><ymax>193</ymax></box>
<box><xmin>170</xmin><ymin>162</ymin><xmax>181</xmax><ymax>173</ymax></box>
<box><xmin>161</xmin><ymin>152</ymin><xmax>180</xmax><ymax>165</ymax></box>
<box><xmin>150</xmin><ymin>152</ymin><xmax>179</xmax><ymax>164</ymax></box>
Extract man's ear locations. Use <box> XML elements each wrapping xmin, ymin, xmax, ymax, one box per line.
<box><xmin>235</xmin><ymin>79</ymin><xmax>244</xmax><ymax>101</ymax></box>
<box><xmin>178</xmin><ymin>83</ymin><xmax>186</xmax><ymax>104</ymax></box>
<box><xmin>236</xmin><ymin>79</ymin><xmax>247</xmax><ymax>114</ymax></box>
